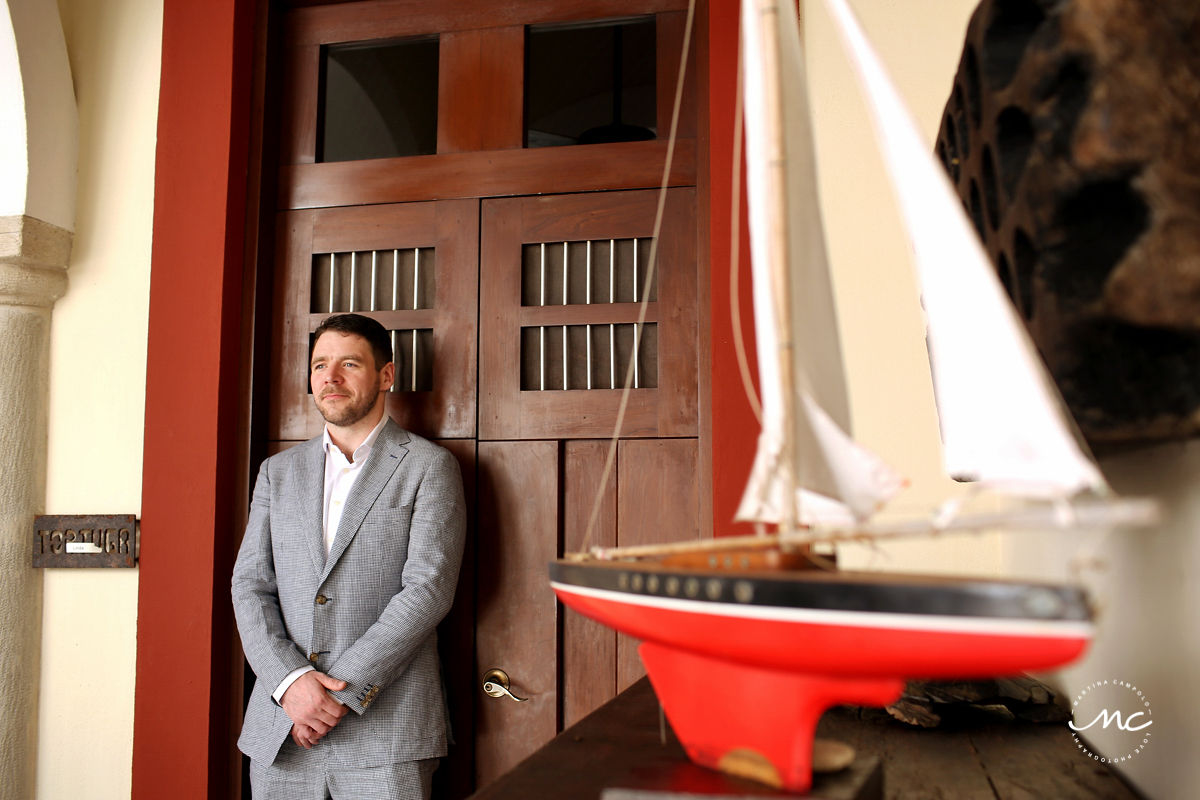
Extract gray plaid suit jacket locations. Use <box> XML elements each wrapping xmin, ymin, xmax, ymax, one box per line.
<box><xmin>232</xmin><ymin>418</ymin><xmax>466</xmax><ymax>769</ymax></box>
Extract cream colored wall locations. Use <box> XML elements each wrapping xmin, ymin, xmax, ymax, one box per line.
<box><xmin>804</xmin><ymin>0</ymin><xmax>1002</xmax><ymax>575</ymax></box>
<box><xmin>38</xmin><ymin>1</ymin><xmax>161</xmax><ymax>798</ymax></box>
<box><xmin>1013</xmin><ymin>443</ymin><xmax>1200</xmax><ymax>799</ymax></box>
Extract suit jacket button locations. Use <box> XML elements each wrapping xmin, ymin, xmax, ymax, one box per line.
<box><xmin>315</xmin><ymin>595</ymin><xmax>328</xmax><ymax>605</ymax></box>
<box><xmin>308</xmin><ymin>653</ymin><xmax>319</xmax><ymax>663</ymax></box>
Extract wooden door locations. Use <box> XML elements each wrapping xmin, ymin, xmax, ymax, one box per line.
<box><xmin>266</xmin><ymin>191</ymin><xmax>702</xmax><ymax>790</ymax></box>
<box><xmin>258</xmin><ymin>2</ymin><xmax>703</xmax><ymax>795</ymax></box>
<box><xmin>471</xmin><ymin>189</ymin><xmax>701</xmax><ymax>784</ymax></box>
<box><xmin>267</xmin><ymin>197</ymin><xmax>484</xmax><ymax>799</ymax></box>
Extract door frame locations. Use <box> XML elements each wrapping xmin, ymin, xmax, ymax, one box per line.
<box><xmin>132</xmin><ymin>0</ymin><xmax>259</xmax><ymax>797</ymax></box>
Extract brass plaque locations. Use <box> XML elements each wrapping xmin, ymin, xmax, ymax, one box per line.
<box><xmin>32</xmin><ymin>514</ymin><xmax>138</xmax><ymax>568</ymax></box>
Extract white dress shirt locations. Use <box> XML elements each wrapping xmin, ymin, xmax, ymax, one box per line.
<box><xmin>321</xmin><ymin>414</ymin><xmax>388</xmax><ymax>555</ymax></box>
<box><xmin>273</xmin><ymin>414</ymin><xmax>390</xmax><ymax>705</ymax></box>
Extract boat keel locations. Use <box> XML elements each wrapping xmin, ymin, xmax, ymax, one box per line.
<box><xmin>639</xmin><ymin>642</ymin><xmax>905</xmax><ymax>793</ymax></box>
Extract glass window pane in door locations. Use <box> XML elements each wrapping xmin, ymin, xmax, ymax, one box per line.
<box><xmin>319</xmin><ymin>36</ymin><xmax>439</xmax><ymax>162</ymax></box>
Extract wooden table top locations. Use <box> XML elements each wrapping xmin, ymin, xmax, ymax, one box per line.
<box><xmin>468</xmin><ymin>676</ymin><xmax>1141</xmax><ymax>800</ymax></box>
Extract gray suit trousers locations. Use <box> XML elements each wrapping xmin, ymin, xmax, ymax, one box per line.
<box><xmin>249</xmin><ymin>741</ymin><xmax>438</xmax><ymax>800</ymax></box>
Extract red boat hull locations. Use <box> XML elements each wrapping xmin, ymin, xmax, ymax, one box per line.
<box><xmin>551</xmin><ymin>575</ymin><xmax>1091</xmax><ymax>792</ymax></box>
<box><xmin>640</xmin><ymin>642</ymin><xmax>904</xmax><ymax>791</ymax></box>
<box><xmin>553</xmin><ymin>581</ymin><xmax>1091</xmax><ymax>678</ymax></box>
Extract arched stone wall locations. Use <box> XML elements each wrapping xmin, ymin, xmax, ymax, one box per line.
<box><xmin>0</xmin><ymin>1</ymin><xmax>76</xmax><ymax>797</ymax></box>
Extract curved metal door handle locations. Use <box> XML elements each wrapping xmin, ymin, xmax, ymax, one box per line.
<box><xmin>482</xmin><ymin>668</ymin><xmax>528</xmax><ymax>702</ymax></box>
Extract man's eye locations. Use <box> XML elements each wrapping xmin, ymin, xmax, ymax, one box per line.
<box><xmin>312</xmin><ymin>363</ymin><xmax>324</xmax><ymax>371</ymax></box>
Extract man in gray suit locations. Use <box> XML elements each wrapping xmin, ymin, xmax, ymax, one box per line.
<box><xmin>233</xmin><ymin>313</ymin><xmax>466</xmax><ymax>799</ymax></box>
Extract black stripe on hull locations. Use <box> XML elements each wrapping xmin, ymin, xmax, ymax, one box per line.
<box><xmin>549</xmin><ymin>561</ymin><xmax>1091</xmax><ymax>622</ymax></box>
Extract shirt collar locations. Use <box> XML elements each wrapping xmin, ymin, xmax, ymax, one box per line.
<box><xmin>322</xmin><ymin>413</ymin><xmax>389</xmax><ymax>465</ymax></box>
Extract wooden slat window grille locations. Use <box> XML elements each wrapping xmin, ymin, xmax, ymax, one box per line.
<box><xmin>520</xmin><ymin>322</ymin><xmax>657</xmax><ymax>391</ymax></box>
<box><xmin>310</xmin><ymin>247</ymin><xmax>435</xmax><ymax>313</ymax></box>
<box><xmin>519</xmin><ymin>238</ymin><xmax>656</xmax><ymax>391</ymax></box>
<box><xmin>389</xmin><ymin>328</ymin><xmax>434</xmax><ymax>392</ymax></box>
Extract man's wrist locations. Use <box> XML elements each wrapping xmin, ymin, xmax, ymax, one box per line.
<box><xmin>273</xmin><ymin>665</ymin><xmax>315</xmax><ymax>704</ymax></box>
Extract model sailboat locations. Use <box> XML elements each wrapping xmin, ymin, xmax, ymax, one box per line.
<box><xmin>550</xmin><ymin>0</ymin><xmax>1155</xmax><ymax>792</ymax></box>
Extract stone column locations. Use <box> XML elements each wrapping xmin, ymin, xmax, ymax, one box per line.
<box><xmin>0</xmin><ymin>214</ymin><xmax>69</xmax><ymax>800</ymax></box>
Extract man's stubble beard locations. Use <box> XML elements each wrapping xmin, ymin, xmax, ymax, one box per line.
<box><xmin>317</xmin><ymin>390</ymin><xmax>382</xmax><ymax>428</ymax></box>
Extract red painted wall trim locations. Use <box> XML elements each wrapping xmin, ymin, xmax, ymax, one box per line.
<box><xmin>708</xmin><ymin>0</ymin><xmax>759</xmax><ymax>535</ymax></box>
<box><xmin>132</xmin><ymin>1</ymin><xmax>254</xmax><ymax>796</ymax></box>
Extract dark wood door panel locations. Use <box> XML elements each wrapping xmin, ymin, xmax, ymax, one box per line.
<box><xmin>433</xmin><ymin>438</ymin><xmax>477</xmax><ymax>799</ymax></box>
<box><xmin>280</xmin><ymin>140</ymin><xmax>697</xmax><ymax>211</ymax></box>
<box><xmin>269</xmin><ymin>208</ymin><xmax>318</xmax><ymax>443</ymax></box>
<box><xmin>285</xmin><ymin>0</ymin><xmax>690</xmax><ymax>46</ymax></box>
<box><xmin>438</xmin><ymin>26</ymin><xmax>524</xmax><ymax>154</ymax></box>
<box><xmin>479</xmin><ymin>188</ymin><xmax>698</xmax><ymax>440</ymax></box>
<box><xmin>558</xmin><ymin>438</ymin><xmax>699</xmax><ymax>724</ymax></box>
<box><xmin>475</xmin><ymin>441</ymin><xmax>560</xmax><ymax>786</ymax></box>
<box><xmin>280</xmin><ymin>42</ymin><xmax>318</xmax><ymax>165</ymax></box>
<box><xmin>277</xmin><ymin>4</ymin><xmax>697</xmax><ymax>211</ymax></box>
<box><xmin>561</xmin><ymin>440</ymin><xmax>618</xmax><ymax>728</ymax></box>
<box><xmin>615</xmin><ymin>437</ymin><xmax>699</xmax><ymax>689</ymax></box>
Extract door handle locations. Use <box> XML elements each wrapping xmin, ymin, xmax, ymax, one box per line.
<box><xmin>482</xmin><ymin>668</ymin><xmax>528</xmax><ymax>702</ymax></box>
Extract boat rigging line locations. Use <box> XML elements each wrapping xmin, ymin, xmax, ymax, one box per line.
<box><xmin>579</xmin><ymin>0</ymin><xmax>698</xmax><ymax>555</ymax></box>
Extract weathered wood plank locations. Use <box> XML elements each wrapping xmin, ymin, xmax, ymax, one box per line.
<box><xmin>829</xmin><ymin>702</ymin><xmax>1143</xmax><ymax>799</ymax></box>
<box><xmin>475</xmin><ymin>441</ymin><xmax>560</xmax><ymax>787</ymax></box>
<box><xmin>470</xmin><ymin>677</ymin><xmax>1137</xmax><ymax>799</ymax></box>
<box><xmin>616</xmin><ymin>439</ymin><xmax>700</xmax><ymax>691</ymax></box>
<box><xmin>969</xmin><ymin>723</ymin><xmax>1141</xmax><ymax>799</ymax></box>
<box><xmin>820</xmin><ymin>708</ymin><xmax>996</xmax><ymax>800</ymax></box>
<box><xmin>469</xmin><ymin>678</ymin><xmax>882</xmax><ymax>800</ymax></box>
<box><xmin>563</xmin><ymin>440</ymin><xmax>618</xmax><ymax>728</ymax></box>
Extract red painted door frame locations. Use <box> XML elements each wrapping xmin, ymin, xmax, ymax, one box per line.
<box><xmin>132</xmin><ymin>0</ymin><xmax>255</xmax><ymax>796</ymax></box>
<box><xmin>707</xmin><ymin>0</ymin><xmax>759</xmax><ymax>535</ymax></box>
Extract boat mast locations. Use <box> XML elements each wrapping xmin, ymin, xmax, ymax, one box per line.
<box><xmin>743</xmin><ymin>0</ymin><xmax>800</xmax><ymax>535</ymax></box>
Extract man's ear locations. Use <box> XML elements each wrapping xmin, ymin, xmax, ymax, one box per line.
<box><xmin>379</xmin><ymin>361</ymin><xmax>396</xmax><ymax>392</ymax></box>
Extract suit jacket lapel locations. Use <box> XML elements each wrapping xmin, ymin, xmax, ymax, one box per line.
<box><xmin>293</xmin><ymin>436</ymin><xmax>327</xmax><ymax>575</ymax></box>
<box><xmin>321</xmin><ymin>419</ymin><xmax>410</xmax><ymax>582</ymax></box>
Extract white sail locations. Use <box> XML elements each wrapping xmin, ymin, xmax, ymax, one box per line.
<box><xmin>818</xmin><ymin>0</ymin><xmax>1109</xmax><ymax>497</ymax></box>
<box><xmin>736</xmin><ymin>0</ymin><xmax>904</xmax><ymax>526</ymax></box>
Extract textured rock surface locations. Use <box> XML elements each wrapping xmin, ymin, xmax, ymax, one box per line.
<box><xmin>938</xmin><ymin>0</ymin><xmax>1200</xmax><ymax>445</ymax></box>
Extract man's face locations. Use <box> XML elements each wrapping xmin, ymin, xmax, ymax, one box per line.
<box><xmin>310</xmin><ymin>331</ymin><xmax>393</xmax><ymax>428</ymax></box>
